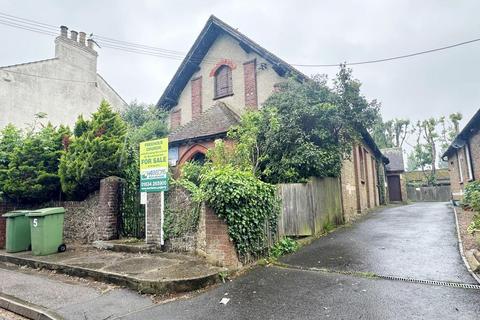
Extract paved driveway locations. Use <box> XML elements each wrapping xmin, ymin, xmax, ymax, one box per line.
<box><xmin>281</xmin><ymin>202</ymin><xmax>475</xmax><ymax>283</ymax></box>
<box><xmin>118</xmin><ymin>202</ymin><xmax>480</xmax><ymax>320</ymax></box>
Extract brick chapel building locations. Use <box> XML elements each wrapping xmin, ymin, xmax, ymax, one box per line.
<box><xmin>157</xmin><ymin>15</ymin><xmax>388</xmax><ymax>221</ymax></box>
<box><xmin>443</xmin><ymin>108</ymin><xmax>480</xmax><ymax>200</ymax></box>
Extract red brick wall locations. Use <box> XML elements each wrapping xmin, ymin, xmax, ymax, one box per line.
<box><xmin>243</xmin><ymin>59</ymin><xmax>258</xmax><ymax>108</ymax></box>
<box><xmin>203</xmin><ymin>206</ymin><xmax>239</xmax><ymax>268</ymax></box>
<box><xmin>469</xmin><ymin>131</ymin><xmax>480</xmax><ymax>180</ymax></box>
<box><xmin>191</xmin><ymin>76</ymin><xmax>202</xmax><ymax>119</ymax></box>
<box><xmin>0</xmin><ymin>201</ymin><xmax>15</xmax><ymax>249</ymax></box>
<box><xmin>96</xmin><ymin>176</ymin><xmax>123</xmax><ymax>241</ymax></box>
<box><xmin>170</xmin><ymin>110</ymin><xmax>181</xmax><ymax>130</ymax></box>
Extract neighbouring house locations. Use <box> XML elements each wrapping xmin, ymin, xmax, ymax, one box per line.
<box><xmin>404</xmin><ymin>169</ymin><xmax>450</xmax><ymax>187</ymax></box>
<box><xmin>0</xmin><ymin>26</ymin><xmax>127</xmax><ymax>129</ymax></box>
<box><xmin>158</xmin><ymin>15</ymin><xmax>388</xmax><ymax>221</ymax></box>
<box><xmin>442</xmin><ymin>108</ymin><xmax>480</xmax><ymax>200</ymax></box>
<box><xmin>381</xmin><ymin>147</ymin><xmax>407</xmax><ymax>202</ymax></box>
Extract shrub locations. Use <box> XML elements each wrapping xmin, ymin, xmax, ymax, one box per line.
<box><xmin>58</xmin><ymin>100</ymin><xmax>127</xmax><ymax>199</ymax></box>
<box><xmin>1</xmin><ymin>124</ymin><xmax>69</xmax><ymax>203</ymax></box>
<box><xmin>201</xmin><ymin>165</ymin><xmax>279</xmax><ymax>259</ymax></box>
<box><xmin>464</xmin><ymin>181</ymin><xmax>480</xmax><ymax>210</ymax></box>
<box><xmin>270</xmin><ymin>237</ymin><xmax>299</xmax><ymax>258</ymax></box>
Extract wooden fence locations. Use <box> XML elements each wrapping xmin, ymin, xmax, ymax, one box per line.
<box><xmin>276</xmin><ymin>177</ymin><xmax>343</xmax><ymax>237</ymax></box>
<box><xmin>406</xmin><ymin>186</ymin><xmax>451</xmax><ymax>202</ymax></box>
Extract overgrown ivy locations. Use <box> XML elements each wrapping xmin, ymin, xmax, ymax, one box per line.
<box><xmin>200</xmin><ymin>165</ymin><xmax>279</xmax><ymax>259</ymax></box>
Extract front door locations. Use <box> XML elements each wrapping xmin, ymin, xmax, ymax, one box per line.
<box><xmin>388</xmin><ymin>175</ymin><xmax>402</xmax><ymax>202</ymax></box>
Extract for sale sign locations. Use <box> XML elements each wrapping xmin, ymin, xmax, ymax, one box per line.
<box><xmin>139</xmin><ymin>138</ymin><xmax>169</xmax><ymax>192</ymax></box>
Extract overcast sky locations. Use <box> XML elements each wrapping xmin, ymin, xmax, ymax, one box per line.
<box><xmin>2</xmin><ymin>0</ymin><xmax>480</xmax><ymax>133</ymax></box>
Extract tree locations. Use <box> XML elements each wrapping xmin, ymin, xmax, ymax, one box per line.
<box><xmin>371</xmin><ymin>116</ymin><xmax>410</xmax><ymax>149</ymax></box>
<box><xmin>58</xmin><ymin>100</ymin><xmax>128</xmax><ymax>199</ymax></box>
<box><xmin>0</xmin><ymin>124</ymin><xmax>22</xmax><ymax>197</ymax></box>
<box><xmin>2</xmin><ymin>124</ymin><xmax>69</xmax><ymax>203</ymax></box>
<box><xmin>229</xmin><ymin>66</ymin><xmax>380</xmax><ymax>184</ymax></box>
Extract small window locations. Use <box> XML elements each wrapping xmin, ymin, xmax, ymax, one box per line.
<box><xmin>214</xmin><ymin>65</ymin><xmax>233</xmax><ymax>99</ymax></box>
<box><xmin>465</xmin><ymin>144</ymin><xmax>474</xmax><ymax>181</ymax></box>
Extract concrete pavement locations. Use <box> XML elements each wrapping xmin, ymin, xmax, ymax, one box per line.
<box><xmin>0</xmin><ymin>262</ymin><xmax>155</xmax><ymax>320</ymax></box>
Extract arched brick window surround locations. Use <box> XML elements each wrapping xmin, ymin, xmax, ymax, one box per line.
<box><xmin>209</xmin><ymin>59</ymin><xmax>237</xmax><ymax>77</ymax></box>
<box><xmin>178</xmin><ymin>144</ymin><xmax>209</xmax><ymax>166</ymax></box>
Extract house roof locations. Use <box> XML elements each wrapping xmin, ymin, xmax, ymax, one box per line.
<box><xmin>442</xmin><ymin>108</ymin><xmax>480</xmax><ymax>158</ymax></box>
<box><xmin>360</xmin><ymin>129</ymin><xmax>389</xmax><ymax>164</ymax></box>
<box><xmin>157</xmin><ymin>15</ymin><xmax>308</xmax><ymax>110</ymax></box>
<box><xmin>169</xmin><ymin>102</ymin><xmax>240</xmax><ymax>145</ymax></box>
<box><xmin>381</xmin><ymin>147</ymin><xmax>405</xmax><ymax>172</ymax></box>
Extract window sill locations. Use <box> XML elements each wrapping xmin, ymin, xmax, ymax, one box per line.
<box><xmin>213</xmin><ymin>92</ymin><xmax>234</xmax><ymax>100</ymax></box>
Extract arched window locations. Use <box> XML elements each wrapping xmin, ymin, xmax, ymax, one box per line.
<box><xmin>214</xmin><ymin>65</ymin><xmax>233</xmax><ymax>98</ymax></box>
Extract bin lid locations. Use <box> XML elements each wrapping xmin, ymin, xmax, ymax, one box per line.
<box><xmin>26</xmin><ymin>207</ymin><xmax>65</xmax><ymax>217</ymax></box>
<box><xmin>2</xmin><ymin>210</ymin><xmax>31</xmax><ymax>218</ymax></box>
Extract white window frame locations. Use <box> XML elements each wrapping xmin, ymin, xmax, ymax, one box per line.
<box><xmin>465</xmin><ymin>144</ymin><xmax>474</xmax><ymax>181</ymax></box>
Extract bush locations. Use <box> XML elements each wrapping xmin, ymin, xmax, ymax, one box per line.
<box><xmin>270</xmin><ymin>237</ymin><xmax>299</xmax><ymax>258</ymax></box>
<box><xmin>201</xmin><ymin>165</ymin><xmax>279</xmax><ymax>259</ymax></box>
<box><xmin>58</xmin><ymin>100</ymin><xmax>127</xmax><ymax>199</ymax></box>
<box><xmin>464</xmin><ymin>181</ymin><xmax>480</xmax><ymax>210</ymax></box>
<box><xmin>1</xmin><ymin>124</ymin><xmax>69</xmax><ymax>203</ymax></box>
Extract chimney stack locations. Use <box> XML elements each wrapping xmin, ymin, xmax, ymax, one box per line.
<box><xmin>70</xmin><ymin>30</ymin><xmax>78</xmax><ymax>42</ymax></box>
<box><xmin>87</xmin><ymin>38</ymin><xmax>94</xmax><ymax>49</ymax></box>
<box><xmin>60</xmin><ymin>25</ymin><xmax>68</xmax><ymax>37</ymax></box>
<box><xmin>79</xmin><ymin>32</ymin><xmax>86</xmax><ymax>46</ymax></box>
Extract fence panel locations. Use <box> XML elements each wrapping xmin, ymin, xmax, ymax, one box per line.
<box><xmin>406</xmin><ymin>186</ymin><xmax>451</xmax><ymax>202</ymax></box>
<box><xmin>277</xmin><ymin>177</ymin><xmax>343</xmax><ymax>237</ymax></box>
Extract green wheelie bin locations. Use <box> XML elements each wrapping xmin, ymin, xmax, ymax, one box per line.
<box><xmin>26</xmin><ymin>207</ymin><xmax>66</xmax><ymax>256</ymax></box>
<box><xmin>2</xmin><ymin>210</ymin><xmax>31</xmax><ymax>253</ymax></box>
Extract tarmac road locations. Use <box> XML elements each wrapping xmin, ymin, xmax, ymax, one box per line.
<box><xmin>119</xmin><ymin>203</ymin><xmax>480</xmax><ymax>320</ymax></box>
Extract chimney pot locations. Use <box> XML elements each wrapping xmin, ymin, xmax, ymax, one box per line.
<box><xmin>60</xmin><ymin>25</ymin><xmax>68</xmax><ymax>37</ymax></box>
<box><xmin>71</xmin><ymin>30</ymin><xmax>78</xmax><ymax>42</ymax></box>
<box><xmin>87</xmin><ymin>38</ymin><xmax>94</xmax><ymax>49</ymax></box>
<box><xmin>79</xmin><ymin>32</ymin><xmax>86</xmax><ymax>46</ymax></box>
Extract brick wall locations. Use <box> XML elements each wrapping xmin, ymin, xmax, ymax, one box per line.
<box><xmin>340</xmin><ymin>154</ymin><xmax>358</xmax><ymax>222</ymax></box>
<box><xmin>170</xmin><ymin>109</ymin><xmax>181</xmax><ymax>130</ymax></box>
<box><xmin>469</xmin><ymin>131</ymin><xmax>480</xmax><ymax>180</ymax></box>
<box><xmin>196</xmin><ymin>204</ymin><xmax>240</xmax><ymax>268</ymax></box>
<box><xmin>243</xmin><ymin>59</ymin><xmax>258</xmax><ymax>108</ymax></box>
<box><xmin>340</xmin><ymin>142</ymin><xmax>382</xmax><ymax>222</ymax></box>
<box><xmin>191</xmin><ymin>76</ymin><xmax>202</xmax><ymax>119</ymax></box>
<box><xmin>0</xmin><ymin>216</ymin><xmax>5</xmax><ymax>249</ymax></box>
<box><xmin>95</xmin><ymin>176</ymin><xmax>123</xmax><ymax>241</ymax></box>
<box><xmin>146</xmin><ymin>192</ymin><xmax>163</xmax><ymax>246</ymax></box>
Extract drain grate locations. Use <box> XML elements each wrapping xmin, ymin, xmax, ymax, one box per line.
<box><xmin>273</xmin><ymin>262</ymin><xmax>480</xmax><ymax>290</ymax></box>
<box><xmin>376</xmin><ymin>274</ymin><xmax>480</xmax><ymax>290</ymax></box>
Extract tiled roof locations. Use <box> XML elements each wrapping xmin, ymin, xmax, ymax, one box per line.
<box><xmin>169</xmin><ymin>102</ymin><xmax>240</xmax><ymax>144</ymax></box>
<box><xmin>442</xmin><ymin>108</ymin><xmax>480</xmax><ymax>158</ymax></box>
<box><xmin>381</xmin><ymin>147</ymin><xmax>405</xmax><ymax>172</ymax></box>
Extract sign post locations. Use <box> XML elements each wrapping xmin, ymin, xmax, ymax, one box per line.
<box><xmin>140</xmin><ymin>138</ymin><xmax>169</xmax><ymax>246</ymax></box>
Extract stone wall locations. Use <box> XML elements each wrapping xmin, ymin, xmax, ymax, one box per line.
<box><xmin>0</xmin><ymin>176</ymin><xmax>122</xmax><ymax>247</ymax></box>
<box><xmin>164</xmin><ymin>186</ymin><xmax>198</xmax><ymax>253</ymax></box>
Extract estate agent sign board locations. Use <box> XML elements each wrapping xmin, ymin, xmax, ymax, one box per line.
<box><xmin>139</xmin><ymin>138</ymin><xmax>169</xmax><ymax>192</ymax></box>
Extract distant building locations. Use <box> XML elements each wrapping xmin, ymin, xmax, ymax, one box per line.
<box><xmin>158</xmin><ymin>15</ymin><xmax>388</xmax><ymax>220</ymax></box>
<box><xmin>404</xmin><ymin>169</ymin><xmax>450</xmax><ymax>187</ymax></box>
<box><xmin>381</xmin><ymin>147</ymin><xmax>407</xmax><ymax>202</ymax></box>
<box><xmin>442</xmin><ymin>108</ymin><xmax>480</xmax><ymax>200</ymax></box>
<box><xmin>0</xmin><ymin>26</ymin><xmax>127</xmax><ymax>129</ymax></box>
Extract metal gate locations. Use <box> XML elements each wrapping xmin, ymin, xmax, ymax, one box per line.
<box><xmin>119</xmin><ymin>186</ymin><xmax>145</xmax><ymax>238</ymax></box>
